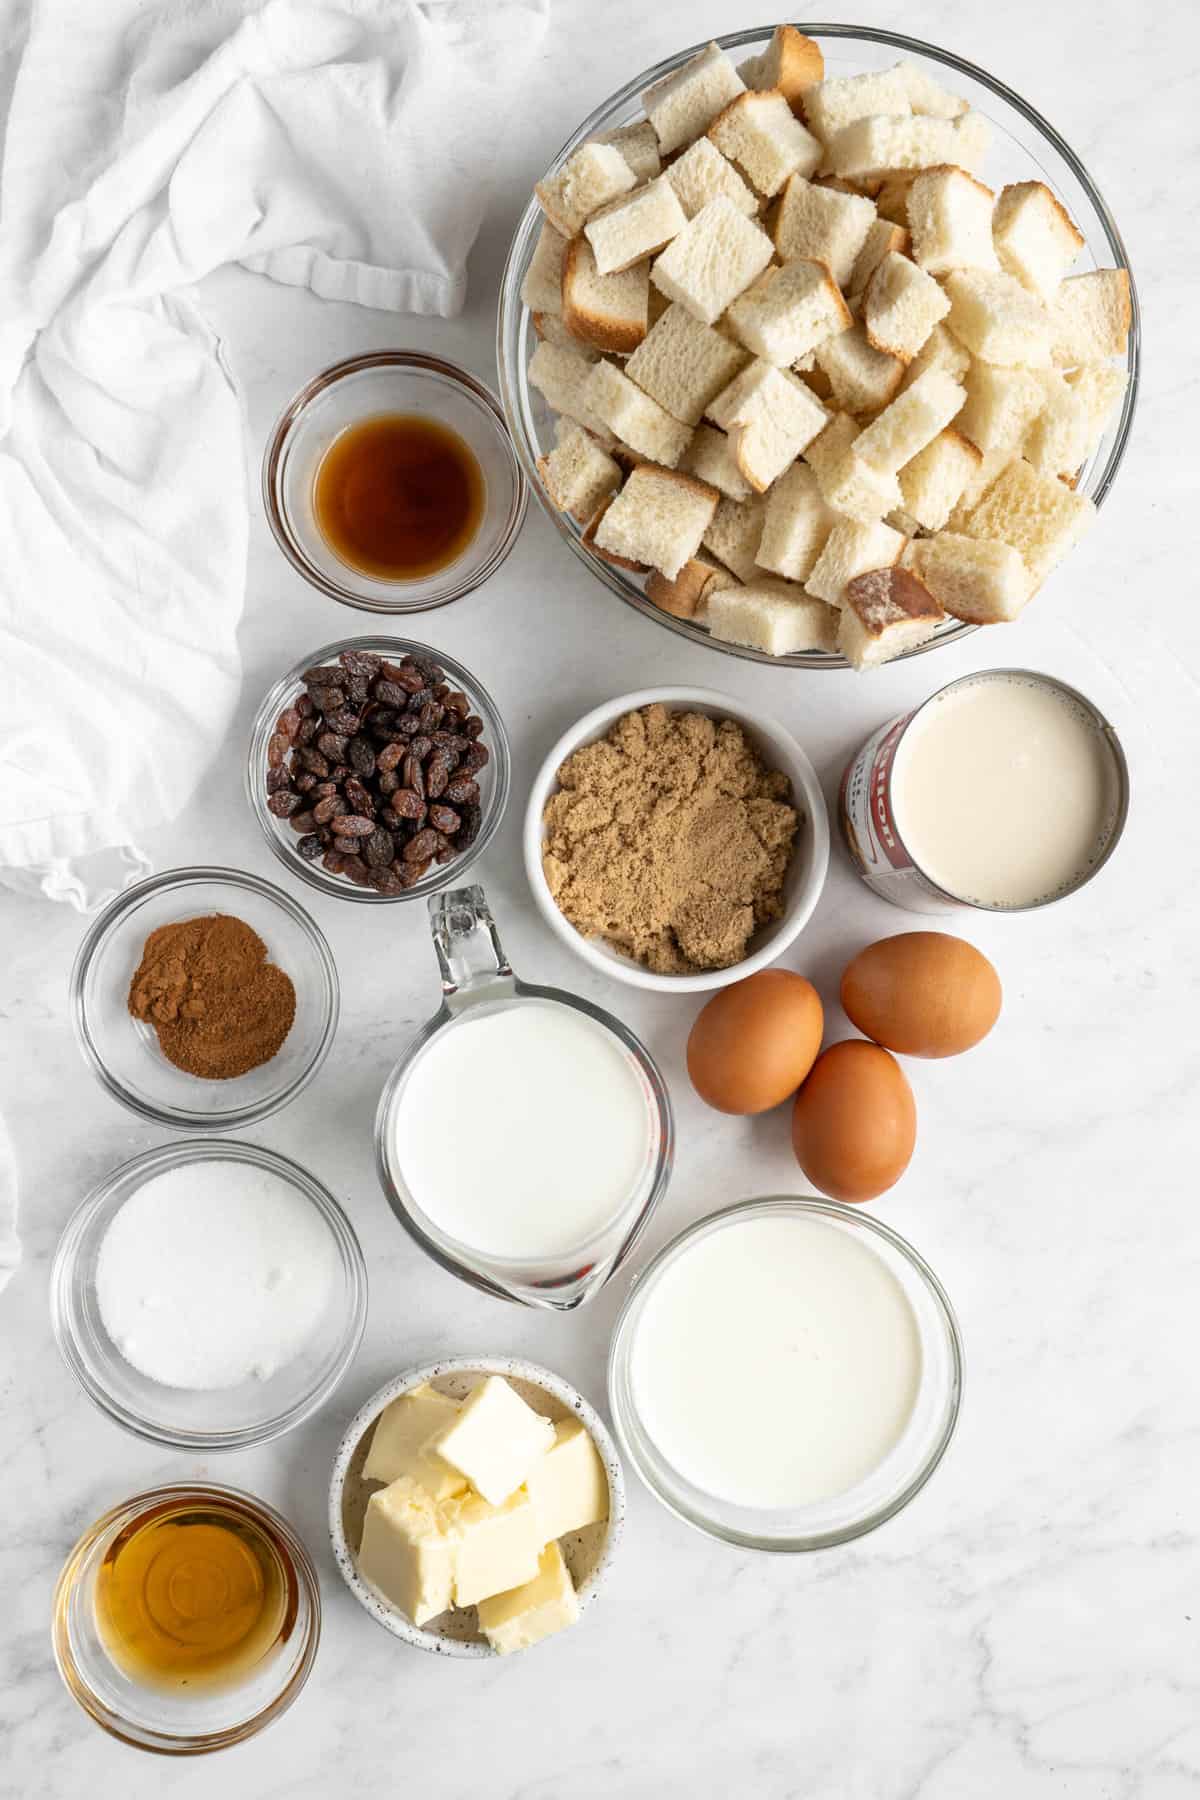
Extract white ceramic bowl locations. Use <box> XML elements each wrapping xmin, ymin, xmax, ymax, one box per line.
<box><xmin>328</xmin><ymin>1357</ymin><xmax>625</xmax><ymax>1659</ymax></box>
<box><xmin>523</xmin><ymin>688</ymin><xmax>830</xmax><ymax>994</ymax></box>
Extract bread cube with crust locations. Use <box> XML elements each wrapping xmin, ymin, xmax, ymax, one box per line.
<box><xmin>585</xmin><ymin>175</ymin><xmax>688</xmax><ymax>277</ymax></box>
<box><xmin>944</xmin><ymin>270</ymin><xmax>1053</xmax><ymax>367</ymax></box>
<box><xmin>562</xmin><ymin>238</ymin><xmax>650</xmax><ymax>354</ymax></box>
<box><xmin>645</xmin><ymin>553</ymin><xmax>729</xmax><ymax>619</ymax></box>
<box><xmin>864</xmin><ymin>252</ymin><xmax>950</xmax><ymax>360</ymax></box>
<box><xmin>906</xmin><ymin>165</ymin><xmax>997</xmax><ymax>274</ymax></box>
<box><xmin>537</xmin><ymin>418</ymin><xmax>622</xmax><ymax>521</ymax></box>
<box><xmin>737</xmin><ymin>26</ymin><xmax>824</xmax><ymax>112</ymax></box>
<box><xmin>848</xmin><ymin>219</ymin><xmax>910</xmax><ymax>300</ymax></box>
<box><xmin>522</xmin><ymin>221</ymin><xmax>569</xmax><ymax>316</ymax></box>
<box><xmin>992</xmin><ymin>181</ymin><xmax>1084</xmax><ymax>301</ymax></box>
<box><xmin>529</xmin><ymin>339</ymin><xmax>616</xmax><ymax>440</ymax></box>
<box><xmin>624</xmin><ymin>302</ymin><xmax>748</xmax><ymax>426</ymax></box>
<box><xmin>958</xmin><ymin>457</ymin><xmax>1095</xmax><ymax>579</ymax></box>
<box><xmin>838</xmin><ymin>566</ymin><xmax>944</xmax><ymax>669</ymax></box>
<box><xmin>897</xmin><ymin>427</ymin><xmax>981</xmax><ymax>529</ymax></box>
<box><xmin>707</xmin><ymin>579</ymin><xmax>839</xmax><ymax>655</ymax></box>
<box><xmin>726</xmin><ymin>258</ymin><xmax>852</xmax><ymax>367</ymax></box>
<box><xmin>593</xmin><ymin>464</ymin><xmax>718</xmax><ymax>579</ymax></box>
<box><xmin>666</xmin><ymin>137</ymin><xmax>758</xmax><ymax>221</ymax></box>
<box><xmin>708</xmin><ymin>359</ymin><xmax>828</xmax><ymax>491</ymax></box>
<box><xmin>906</xmin><ymin>532</ymin><xmax>1035</xmax><ymax>623</ymax></box>
<box><xmin>537</xmin><ymin>142</ymin><xmax>637</xmax><ymax>239</ymax></box>
<box><xmin>643</xmin><ymin>41</ymin><xmax>745</xmax><ymax>155</ymax></box>
<box><xmin>595</xmin><ymin>121</ymin><xmax>662</xmax><ymax>184</ymax></box>
<box><xmin>803</xmin><ymin>67</ymin><xmax>913</xmax><ymax>146</ymax></box>
<box><xmin>946</xmin><ymin>447</ymin><xmax>1014</xmax><ymax>529</ymax></box>
<box><xmin>582</xmin><ymin>360</ymin><xmax>693</xmax><ymax>466</ymax></box>
<box><xmin>814</xmin><ymin>324</ymin><xmax>905</xmax><ymax>415</ymax></box>
<box><xmin>708</xmin><ymin>89</ymin><xmax>822</xmax><ymax>198</ymax></box>
<box><xmin>772</xmin><ymin>175</ymin><xmax>876</xmax><ymax>288</ymax></box>
<box><xmin>1049</xmin><ymin>269</ymin><xmax>1132</xmax><ymax>367</ymax></box>
<box><xmin>651</xmin><ymin>197</ymin><xmax>774</xmax><ymax>326</ymax></box>
<box><xmin>681</xmin><ymin>422</ymin><xmax>754</xmax><ymax>500</ymax></box>
<box><xmin>755</xmin><ymin>462</ymin><xmax>838</xmax><ymax>582</ymax></box>
<box><xmin>702</xmin><ymin>493</ymin><xmax>768</xmax><ymax>582</ymax></box>
<box><xmin>806</xmin><ymin>517</ymin><xmax>906</xmax><ymax>608</ymax></box>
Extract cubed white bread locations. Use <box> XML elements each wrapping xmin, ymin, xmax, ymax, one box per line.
<box><xmin>666</xmin><ymin>137</ymin><xmax>758</xmax><ymax>220</ymax></box>
<box><xmin>755</xmin><ymin>462</ymin><xmax>838</xmax><ymax>581</ymax></box>
<box><xmin>561</xmin><ymin>238</ymin><xmax>650</xmax><ymax>354</ymax></box>
<box><xmin>708</xmin><ymin>359</ymin><xmax>828</xmax><ymax>491</ymax></box>
<box><xmin>848</xmin><ymin>219</ymin><xmax>910</xmax><ymax>299</ymax></box>
<box><xmin>822</xmin><ymin>452</ymin><xmax>903</xmax><ymax>525</ymax></box>
<box><xmin>651</xmin><ymin>197</ymin><xmax>774</xmax><ymax>325</ymax></box>
<box><xmin>1064</xmin><ymin>363</ymin><xmax>1128</xmax><ymax>438</ymax></box>
<box><xmin>944</xmin><ymin>269</ymin><xmax>1052</xmax><ymax>367</ymax></box>
<box><xmin>725</xmin><ymin>259</ymin><xmax>852</xmax><ymax>367</ymax></box>
<box><xmin>645</xmin><ymin>553</ymin><xmax>728</xmax><ymax>618</ymax></box>
<box><xmin>803</xmin><ymin>67</ymin><xmax>913</xmax><ymax>146</ymax></box>
<box><xmin>813</xmin><ymin>324</ymin><xmax>904</xmax><ymax>415</ymax></box>
<box><xmin>708</xmin><ymin>90</ymin><xmax>822</xmax><ymax>198</ymax></box>
<box><xmin>643</xmin><ymin>42</ymin><xmax>745</xmax><ymax>155</ymax></box>
<box><xmin>893</xmin><ymin>60</ymin><xmax>968</xmax><ymax>119</ymax></box>
<box><xmin>803</xmin><ymin>410</ymin><xmax>862</xmax><ymax>499</ymax></box>
<box><xmin>529</xmin><ymin>339</ymin><xmax>615</xmax><ymax>439</ymax></box>
<box><xmin>537</xmin><ymin>142</ymin><xmax>637</xmax><ymax>239</ymax></box>
<box><xmin>582</xmin><ymin>359</ymin><xmax>693</xmax><ymax>466</ymax></box>
<box><xmin>1020</xmin><ymin>369</ymin><xmax>1092</xmax><ymax>477</ymax></box>
<box><xmin>899</xmin><ymin>319</ymin><xmax>971</xmax><ymax>391</ymax></box>
<box><xmin>581</xmin><ymin>498</ymin><xmax>645</xmax><ymax>570</ymax></box>
<box><xmin>772</xmin><ymin>175</ymin><xmax>877</xmax><ymax>288</ymax></box>
<box><xmin>897</xmin><ymin>427</ymin><xmax>981</xmax><ymax>529</ymax></box>
<box><xmin>681</xmin><ymin>422</ymin><xmax>754</xmax><ymax>499</ymax></box>
<box><xmin>806</xmin><ymin>517</ymin><xmax>906</xmax><ymax>608</ymax></box>
<box><xmin>648</xmin><ymin>284</ymin><xmax>671</xmax><ymax>329</ymax></box>
<box><xmin>624</xmin><ymin>301</ymin><xmax>748</xmax><ymax>426</ymax></box>
<box><xmin>522</xmin><ymin>221</ymin><xmax>568</xmax><ymax>315</ymax></box>
<box><xmin>828</xmin><ymin>113</ymin><xmax>987</xmax><ymax>183</ymax></box>
<box><xmin>737</xmin><ymin>27</ymin><xmax>824</xmax><ymax>112</ymax></box>
<box><xmin>536</xmin><ymin>419</ymin><xmax>622</xmax><ymax>520</ymax></box>
<box><xmin>885</xmin><ymin>507</ymin><xmax>922</xmax><ymax>536</ymax></box>
<box><xmin>946</xmin><ymin>446</ymin><xmax>1014</xmax><ymax>528</ymax></box>
<box><xmin>959</xmin><ymin>456</ymin><xmax>1095</xmax><ymax>578</ymax></box>
<box><xmin>906</xmin><ymin>531</ymin><xmax>1034</xmax><ymax>622</ymax></box>
<box><xmin>532</xmin><ymin>311</ymin><xmax>597</xmax><ymax>352</ymax></box>
<box><xmin>595</xmin><ymin>121</ymin><xmax>662</xmax><ymax>184</ymax></box>
<box><xmin>837</xmin><ymin>566</ymin><xmax>944</xmax><ymax>669</ymax></box>
<box><xmin>585</xmin><ymin>176</ymin><xmax>688</xmax><ymax>277</ymax></box>
<box><xmin>992</xmin><ymin>181</ymin><xmax>1084</xmax><ymax>302</ymax></box>
<box><xmin>906</xmin><ymin>165</ymin><xmax>997</xmax><ymax>274</ymax></box>
<box><xmin>702</xmin><ymin>493</ymin><xmax>768</xmax><ymax>581</ymax></box>
<box><xmin>864</xmin><ymin>252</ymin><xmax>950</xmax><ymax>360</ymax></box>
<box><xmin>956</xmin><ymin>359</ymin><xmax>1046</xmax><ymax>453</ymax></box>
<box><xmin>873</xmin><ymin>176</ymin><xmax>915</xmax><ymax>226</ymax></box>
<box><xmin>707</xmin><ymin>579</ymin><xmax>840</xmax><ymax>655</ymax></box>
<box><xmin>592</xmin><ymin>463</ymin><xmax>718</xmax><ymax>579</ymax></box>
<box><xmin>1049</xmin><ymin>269</ymin><xmax>1132</xmax><ymax>367</ymax></box>
<box><xmin>852</xmin><ymin>367</ymin><xmax>965</xmax><ymax>475</ymax></box>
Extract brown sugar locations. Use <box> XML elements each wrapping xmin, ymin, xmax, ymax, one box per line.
<box><xmin>541</xmin><ymin>705</ymin><xmax>799</xmax><ymax>974</ymax></box>
<box><xmin>128</xmin><ymin>915</ymin><xmax>296</xmax><ymax>1079</ymax></box>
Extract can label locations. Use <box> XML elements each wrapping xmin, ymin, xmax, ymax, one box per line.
<box><xmin>839</xmin><ymin>711</ymin><xmax>963</xmax><ymax>915</ymax></box>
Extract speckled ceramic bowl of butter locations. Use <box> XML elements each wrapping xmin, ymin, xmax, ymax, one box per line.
<box><xmin>328</xmin><ymin>1356</ymin><xmax>625</xmax><ymax>1658</ymax></box>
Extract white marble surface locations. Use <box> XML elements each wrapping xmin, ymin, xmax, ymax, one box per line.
<box><xmin>3</xmin><ymin>2</ymin><xmax>1199</xmax><ymax>1794</ymax></box>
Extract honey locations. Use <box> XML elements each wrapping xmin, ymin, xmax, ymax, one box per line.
<box><xmin>313</xmin><ymin>412</ymin><xmax>485</xmax><ymax>581</ymax></box>
<box><xmin>94</xmin><ymin>1495</ymin><xmax>297</xmax><ymax>1692</ymax></box>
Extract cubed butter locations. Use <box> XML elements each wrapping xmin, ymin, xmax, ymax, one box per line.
<box><xmin>430</xmin><ymin>1376</ymin><xmax>556</xmax><ymax>1507</ymax></box>
<box><xmin>362</xmin><ymin>1383</ymin><xmax>467</xmax><ymax>1500</ymax></box>
<box><xmin>526</xmin><ymin>1421</ymin><xmax>609</xmax><ymax>1544</ymax></box>
<box><xmin>444</xmin><ymin>1489</ymin><xmax>543</xmax><ymax>1609</ymax></box>
<box><xmin>356</xmin><ymin>1477</ymin><xmax>455</xmax><ymax>1627</ymax></box>
<box><xmin>477</xmin><ymin>1542</ymin><xmax>581</xmax><ymax>1655</ymax></box>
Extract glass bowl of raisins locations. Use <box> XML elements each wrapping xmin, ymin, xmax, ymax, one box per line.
<box><xmin>247</xmin><ymin>638</ymin><xmax>510</xmax><ymax>901</ymax></box>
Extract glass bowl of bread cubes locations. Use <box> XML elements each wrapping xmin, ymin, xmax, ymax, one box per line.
<box><xmin>497</xmin><ymin>25</ymin><xmax>1138</xmax><ymax>671</ymax></box>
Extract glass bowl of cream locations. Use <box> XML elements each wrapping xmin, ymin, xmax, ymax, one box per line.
<box><xmin>608</xmin><ymin>1196</ymin><xmax>962</xmax><ymax>1550</ymax></box>
<box><xmin>50</xmin><ymin>1139</ymin><xmax>367</xmax><ymax>1450</ymax></box>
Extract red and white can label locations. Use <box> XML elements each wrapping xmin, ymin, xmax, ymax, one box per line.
<box><xmin>839</xmin><ymin>711</ymin><xmax>962</xmax><ymax>914</ymax></box>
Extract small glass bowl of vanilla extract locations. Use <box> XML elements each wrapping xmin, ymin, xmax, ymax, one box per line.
<box><xmin>52</xmin><ymin>1484</ymin><xmax>320</xmax><ymax>1754</ymax></box>
<box><xmin>264</xmin><ymin>352</ymin><xmax>527</xmax><ymax>612</ymax></box>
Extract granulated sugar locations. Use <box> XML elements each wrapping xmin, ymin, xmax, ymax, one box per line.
<box><xmin>95</xmin><ymin>1162</ymin><xmax>336</xmax><ymax>1390</ymax></box>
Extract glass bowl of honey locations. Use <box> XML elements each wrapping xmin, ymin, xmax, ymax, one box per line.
<box><xmin>53</xmin><ymin>1484</ymin><xmax>320</xmax><ymax>1754</ymax></box>
<box><xmin>263</xmin><ymin>351</ymin><xmax>527</xmax><ymax>612</ymax></box>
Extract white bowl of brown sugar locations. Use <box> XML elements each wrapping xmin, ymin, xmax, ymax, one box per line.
<box><xmin>523</xmin><ymin>689</ymin><xmax>829</xmax><ymax>994</ymax></box>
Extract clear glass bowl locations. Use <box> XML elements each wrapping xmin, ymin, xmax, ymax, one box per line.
<box><xmin>71</xmin><ymin>867</ymin><xmax>339</xmax><ymax>1131</ymax></box>
<box><xmin>608</xmin><ymin>1197</ymin><xmax>962</xmax><ymax>1550</ymax></box>
<box><xmin>53</xmin><ymin>1483</ymin><xmax>320</xmax><ymax>1754</ymax></box>
<box><xmin>497</xmin><ymin>25</ymin><xmax>1140</xmax><ymax>671</ymax></box>
<box><xmin>263</xmin><ymin>351</ymin><xmax>526</xmax><ymax>612</ymax></box>
<box><xmin>50</xmin><ymin>1139</ymin><xmax>368</xmax><ymax>1450</ymax></box>
<box><xmin>246</xmin><ymin>635</ymin><xmax>511</xmax><ymax>904</ymax></box>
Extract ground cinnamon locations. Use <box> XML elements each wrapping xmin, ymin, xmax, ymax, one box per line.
<box><xmin>127</xmin><ymin>915</ymin><xmax>296</xmax><ymax>1079</ymax></box>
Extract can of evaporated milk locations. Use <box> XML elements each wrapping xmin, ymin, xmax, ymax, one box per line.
<box><xmin>838</xmin><ymin>668</ymin><xmax>1130</xmax><ymax>915</ymax></box>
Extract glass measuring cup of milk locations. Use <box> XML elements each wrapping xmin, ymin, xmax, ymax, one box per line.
<box><xmin>375</xmin><ymin>886</ymin><xmax>673</xmax><ymax>1309</ymax></box>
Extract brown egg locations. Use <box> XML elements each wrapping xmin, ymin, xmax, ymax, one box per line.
<box><xmin>841</xmin><ymin>932</ymin><xmax>1002</xmax><ymax>1059</ymax></box>
<box><xmin>687</xmin><ymin>970</ymin><xmax>824</xmax><ymax>1115</ymax></box>
<box><xmin>791</xmin><ymin>1040</ymin><xmax>916</xmax><ymax>1203</ymax></box>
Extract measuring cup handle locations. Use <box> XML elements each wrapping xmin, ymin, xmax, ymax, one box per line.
<box><xmin>428</xmin><ymin>885</ymin><xmax>516</xmax><ymax>1012</ymax></box>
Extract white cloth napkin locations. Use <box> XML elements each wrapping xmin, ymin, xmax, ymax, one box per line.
<box><xmin>0</xmin><ymin>0</ymin><xmax>549</xmax><ymax>910</ymax></box>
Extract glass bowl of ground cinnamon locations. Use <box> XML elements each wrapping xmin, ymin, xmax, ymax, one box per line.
<box><xmin>70</xmin><ymin>867</ymin><xmax>339</xmax><ymax>1130</ymax></box>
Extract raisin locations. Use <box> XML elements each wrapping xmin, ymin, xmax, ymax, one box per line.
<box><xmin>444</xmin><ymin>775</ymin><xmax>480</xmax><ymax>805</ymax></box>
<box><xmin>373</xmin><ymin>679</ymin><xmax>410</xmax><ymax>708</ymax></box>
<box><xmin>313</xmin><ymin>794</ymin><xmax>347</xmax><ymax>825</ymax></box>
<box><xmin>289</xmin><ymin>809</ymin><xmax>317</xmax><ymax>832</ymax></box>
<box><xmin>296</xmin><ymin>717</ymin><xmax>319</xmax><ymax>746</ymax></box>
<box><xmin>402</xmin><ymin>754</ymin><xmax>426</xmax><ymax>798</ymax></box>
<box><xmin>303</xmin><ymin>664</ymin><xmax>343</xmax><ymax>687</ymax></box>
<box><xmin>325</xmin><ymin>706</ymin><xmax>362</xmax><ymax>736</ymax></box>
<box><xmin>348</xmin><ymin>737</ymin><xmax>376</xmax><ymax>779</ymax></box>
<box><xmin>345</xmin><ymin>671</ymin><xmax>371</xmax><ymax>705</ymax></box>
<box><xmin>341</xmin><ymin>855</ymin><xmax>370</xmax><ymax>886</ymax></box>
<box><xmin>365</xmin><ymin>828</ymin><xmax>395</xmax><ymax>868</ymax></box>
<box><xmin>428</xmin><ymin>804</ymin><xmax>460</xmax><ymax>834</ymax></box>
<box><xmin>267</xmin><ymin>789</ymin><xmax>302</xmax><ymax>817</ymax></box>
<box><xmin>344</xmin><ymin>777</ymin><xmax>375</xmax><ymax>817</ymax></box>
<box><xmin>404</xmin><ymin>828</ymin><xmax>439</xmax><ymax>863</ymax></box>
<box><xmin>334</xmin><ymin>815</ymin><xmax>374</xmax><ymax>838</ymax></box>
<box><xmin>380</xmin><ymin>661</ymin><xmax>426</xmax><ymax>693</ymax></box>
<box><xmin>275</xmin><ymin>706</ymin><xmax>302</xmax><ymax>739</ymax></box>
<box><xmin>443</xmin><ymin>690</ymin><xmax>471</xmax><ymax>718</ymax></box>
<box><xmin>396</xmin><ymin>858</ymin><xmax>430</xmax><ymax>887</ymax></box>
<box><xmin>316</xmin><ymin>732</ymin><xmax>348</xmax><ymax>761</ymax></box>
<box><xmin>408</xmin><ymin>735</ymin><xmax>432</xmax><ymax>762</ymax></box>
<box><xmin>339</xmin><ymin>649</ymin><xmax>381</xmax><ymax>677</ymax></box>
<box><xmin>265</xmin><ymin>766</ymin><xmax>290</xmax><ymax>794</ymax></box>
<box><xmin>378</xmin><ymin>769</ymin><xmax>400</xmax><ymax>797</ymax></box>
<box><xmin>435</xmin><ymin>841</ymin><xmax>457</xmax><ymax>865</ymax></box>
<box><xmin>377</xmin><ymin>741</ymin><xmax>405</xmax><ymax>773</ymax></box>
<box><xmin>425</xmin><ymin>751</ymin><xmax>452</xmax><ymax>799</ymax></box>
<box><xmin>322</xmin><ymin>851</ymin><xmax>347</xmax><ymax>875</ymax></box>
<box><xmin>308</xmin><ymin>687</ymin><xmax>344</xmax><ymax>717</ymax></box>
<box><xmin>368</xmin><ymin>866</ymin><xmax>403</xmax><ymax>894</ymax></box>
<box><xmin>296</xmin><ymin>693</ymin><xmax>314</xmax><ymax>719</ymax></box>
<box><xmin>418</xmin><ymin>702</ymin><xmax>443</xmax><ymax>732</ymax></box>
<box><xmin>298</xmin><ymin>834</ymin><xmax>323</xmax><ymax>861</ymax></box>
<box><xmin>408</xmin><ymin>655</ymin><xmax>445</xmax><ymax>686</ymax></box>
<box><xmin>390</xmin><ymin>787</ymin><xmax>425</xmax><ymax>821</ymax></box>
<box><xmin>294</xmin><ymin>771</ymin><xmax>318</xmax><ymax>794</ymax></box>
<box><xmin>331</xmin><ymin>836</ymin><xmax>362</xmax><ymax>857</ymax></box>
<box><xmin>297</xmin><ymin>748</ymin><xmax>330</xmax><ymax>777</ymax></box>
<box><xmin>458</xmin><ymin>743</ymin><xmax>489</xmax><ymax>774</ymax></box>
<box><xmin>267</xmin><ymin>733</ymin><xmax>289</xmax><ymax>768</ymax></box>
<box><xmin>457</xmin><ymin>802</ymin><xmax>482</xmax><ymax>848</ymax></box>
